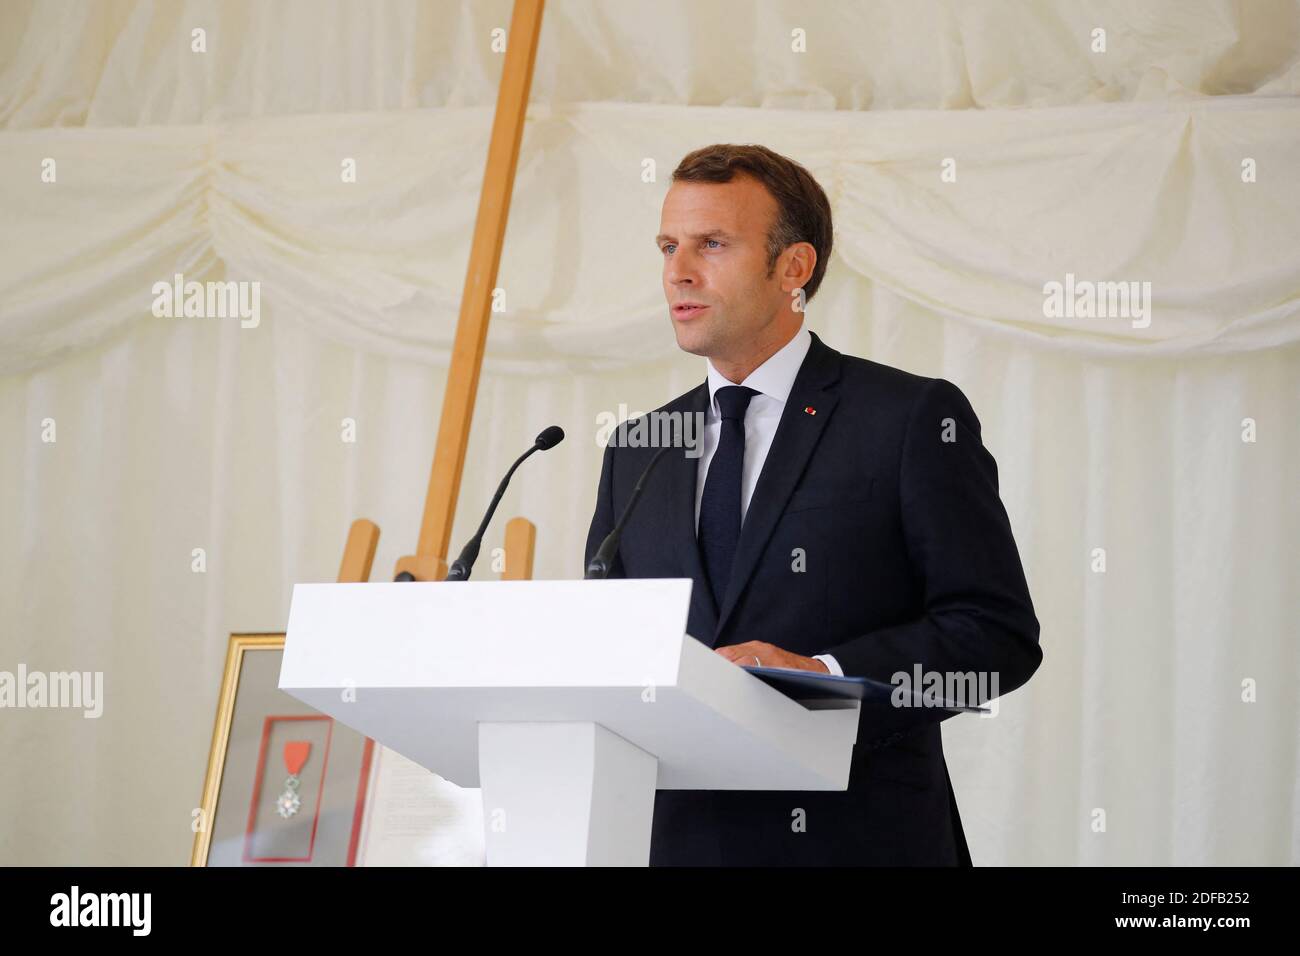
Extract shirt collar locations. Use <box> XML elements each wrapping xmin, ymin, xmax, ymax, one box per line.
<box><xmin>705</xmin><ymin>324</ymin><xmax>811</xmax><ymax>414</ymax></box>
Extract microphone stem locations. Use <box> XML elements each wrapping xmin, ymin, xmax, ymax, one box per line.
<box><xmin>587</xmin><ymin>445</ymin><xmax>672</xmax><ymax>579</ymax></box>
<box><xmin>473</xmin><ymin>443</ymin><xmax>540</xmax><ymax>544</ymax></box>
<box><xmin>445</xmin><ymin>442</ymin><xmax>541</xmax><ymax>580</ymax></box>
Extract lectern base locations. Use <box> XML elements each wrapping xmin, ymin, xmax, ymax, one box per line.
<box><xmin>478</xmin><ymin>721</ymin><xmax>658</xmax><ymax>866</ymax></box>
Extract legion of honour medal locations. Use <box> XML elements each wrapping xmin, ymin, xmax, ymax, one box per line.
<box><xmin>275</xmin><ymin>741</ymin><xmax>311</xmax><ymax>818</ymax></box>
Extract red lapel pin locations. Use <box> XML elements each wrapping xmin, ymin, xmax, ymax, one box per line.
<box><xmin>804</xmin><ymin>405</ymin><xmax>817</xmax><ymax>415</ymax></box>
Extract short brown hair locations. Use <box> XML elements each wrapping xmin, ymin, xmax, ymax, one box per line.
<box><xmin>671</xmin><ymin>144</ymin><xmax>834</xmax><ymax>302</ymax></box>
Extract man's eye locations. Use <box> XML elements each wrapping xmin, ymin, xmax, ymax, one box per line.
<box><xmin>662</xmin><ymin>244</ymin><xmax>675</xmax><ymax>254</ymax></box>
<box><xmin>705</xmin><ymin>239</ymin><xmax>722</xmax><ymax>248</ymax></box>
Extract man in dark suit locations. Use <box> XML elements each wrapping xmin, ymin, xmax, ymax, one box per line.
<box><xmin>585</xmin><ymin>144</ymin><xmax>1041</xmax><ymax>865</ymax></box>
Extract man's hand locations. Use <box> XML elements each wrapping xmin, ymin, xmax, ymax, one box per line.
<box><xmin>715</xmin><ymin>641</ymin><xmax>829</xmax><ymax>673</ymax></box>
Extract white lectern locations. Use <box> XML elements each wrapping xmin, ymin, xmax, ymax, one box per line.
<box><xmin>279</xmin><ymin>578</ymin><xmax>861</xmax><ymax>866</ymax></box>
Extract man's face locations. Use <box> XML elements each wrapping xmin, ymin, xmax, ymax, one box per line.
<box><xmin>656</xmin><ymin>174</ymin><xmax>791</xmax><ymax>363</ymax></box>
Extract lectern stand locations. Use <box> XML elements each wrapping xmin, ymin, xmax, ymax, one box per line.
<box><xmin>280</xmin><ymin>578</ymin><xmax>861</xmax><ymax>866</ymax></box>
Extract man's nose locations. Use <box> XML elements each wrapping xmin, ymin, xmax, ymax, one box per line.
<box><xmin>666</xmin><ymin>249</ymin><xmax>699</xmax><ymax>285</ymax></box>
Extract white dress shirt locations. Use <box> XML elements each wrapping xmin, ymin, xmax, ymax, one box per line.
<box><xmin>693</xmin><ymin>324</ymin><xmax>844</xmax><ymax>677</ymax></box>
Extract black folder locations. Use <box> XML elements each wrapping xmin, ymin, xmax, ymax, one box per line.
<box><xmin>742</xmin><ymin>665</ymin><xmax>989</xmax><ymax>724</ymax></box>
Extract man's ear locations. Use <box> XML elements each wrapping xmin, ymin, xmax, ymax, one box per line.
<box><xmin>781</xmin><ymin>241</ymin><xmax>817</xmax><ymax>293</ymax></box>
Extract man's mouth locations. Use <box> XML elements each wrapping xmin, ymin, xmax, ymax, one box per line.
<box><xmin>673</xmin><ymin>303</ymin><xmax>711</xmax><ymax>319</ymax></box>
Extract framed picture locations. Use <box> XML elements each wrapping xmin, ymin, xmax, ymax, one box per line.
<box><xmin>191</xmin><ymin>633</ymin><xmax>375</xmax><ymax>866</ymax></box>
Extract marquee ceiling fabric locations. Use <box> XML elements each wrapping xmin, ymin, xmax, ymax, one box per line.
<box><xmin>3</xmin><ymin>0</ymin><xmax>1298</xmax><ymax>126</ymax></box>
<box><xmin>2</xmin><ymin>96</ymin><xmax>1297</xmax><ymax>376</ymax></box>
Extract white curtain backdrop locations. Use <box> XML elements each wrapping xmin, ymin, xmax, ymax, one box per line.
<box><xmin>1</xmin><ymin>0</ymin><xmax>1297</xmax><ymax>866</ymax></box>
<box><xmin>4</xmin><ymin>0</ymin><xmax>1298</xmax><ymax>125</ymax></box>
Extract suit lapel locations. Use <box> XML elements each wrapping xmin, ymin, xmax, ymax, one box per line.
<box><xmin>713</xmin><ymin>332</ymin><xmax>843</xmax><ymax>641</ymax></box>
<box><xmin>665</xmin><ymin>381</ymin><xmax>719</xmax><ymax>638</ymax></box>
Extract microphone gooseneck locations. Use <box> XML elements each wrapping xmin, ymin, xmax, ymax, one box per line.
<box><xmin>585</xmin><ymin>445</ymin><xmax>673</xmax><ymax>580</ymax></box>
<box><xmin>444</xmin><ymin>425</ymin><xmax>566</xmax><ymax>582</ymax></box>
<box><xmin>393</xmin><ymin>425</ymin><xmax>565</xmax><ymax>582</ymax></box>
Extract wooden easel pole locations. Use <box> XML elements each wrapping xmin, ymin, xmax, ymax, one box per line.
<box><xmin>394</xmin><ymin>0</ymin><xmax>546</xmax><ymax>582</ymax></box>
<box><xmin>338</xmin><ymin>518</ymin><xmax>380</xmax><ymax>583</ymax></box>
<box><xmin>500</xmin><ymin>516</ymin><xmax>536</xmax><ymax>580</ymax></box>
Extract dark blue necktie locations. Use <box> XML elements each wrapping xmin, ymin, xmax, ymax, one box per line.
<box><xmin>698</xmin><ymin>385</ymin><xmax>758</xmax><ymax>607</ymax></box>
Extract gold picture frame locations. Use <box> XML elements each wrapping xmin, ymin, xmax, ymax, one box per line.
<box><xmin>191</xmin><ymin>633</ymin><xmax>374</xmax><ymax>866</ymax></box>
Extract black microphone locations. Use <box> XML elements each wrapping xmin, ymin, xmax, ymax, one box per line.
<box><xmin>398</xmin><ymin>425</ymin><xmax>564</xmax><ymax>583</ymax></box>
<box><xmin>585</xmin><ymin>444</ymin><xmax>673</xmax><ymax>580</ymax></box>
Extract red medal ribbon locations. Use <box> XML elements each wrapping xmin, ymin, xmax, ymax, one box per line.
<box><xmin>283</xmin><ymin>741</ymin><xmax>311</xmax><ymax>776</ymax></box>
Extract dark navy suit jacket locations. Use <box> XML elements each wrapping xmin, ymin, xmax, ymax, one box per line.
<box><xmin>584</xmin><ymin>331</ymin><xmax>1042</xmax><ymax>865</ymax></box>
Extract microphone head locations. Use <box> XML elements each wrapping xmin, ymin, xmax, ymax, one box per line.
<box><xmin>535</xmin><ymin>425</ymin><xmax>565</xmax><ymax>450</ymax></box>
